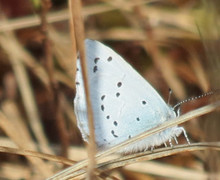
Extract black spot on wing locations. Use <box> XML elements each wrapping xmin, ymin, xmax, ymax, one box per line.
<box><xmin>116</xmin><ymin>92</ymin><xmax>120</xmax><ymax>97</ymax></box>
<box><xmin>113</xmin><ymin>121</ymin><xmax>118</xmax><ymax>126</ymax></box>
<box><xmin>117</xmin><ymin>82</ymin><xmax>122</xmax><ymax>87</ymax></box>
<box><xmin>93</xmin><ymin>66</ymin><xmax>98</xmax><ymax>73</ymax></box>
<box><xmin>142</xmin><ymin>100</ymin><xmax>147</xmax><ymax>105</ymax></box>
<box><xmin>106</xmin><ymin>115</ymin><xmax>110</xmax><ymax>119</ymax></box>
<box><xmin>101</xmin><ymin>105</ymin><xmax>104</xmax><ymax>111</ymax></box>
<box><xmin>111</xmin><ymin>130</ymin><xmax>118</xmax><ymax>138</ymax></box>
<box><xmin>101</xmin><ymin>95</ymin><xmax>105</xmax><ymax>100</ymax></box>
<box><xmin>136</xmin><ymin>117</ymin><xmax>140</xmax><ymax>121</ymax></box>
<box><xmin>107</xmin><ymin>56</ymin><xmax>112</xmax><ymax>62</ymax></box>
<box><xmin>76</xmin><ymin>82</ymin><xmax>80</xmax><ymax>85</ymax></box>
<box><xmin>94</xmin><ymin>57</ymin><xmax>100</xmax><ymax>64</ymax></box>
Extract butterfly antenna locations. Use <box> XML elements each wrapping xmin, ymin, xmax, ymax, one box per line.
<box><xmin>173</xmin><ymin>91</ymin><xmax>215</xmax><ymax>111</ymax></box>
<box><xmin>167</xmin><ymin>88</ymin><xmax>172</xmax><ymax>106</ymax></box>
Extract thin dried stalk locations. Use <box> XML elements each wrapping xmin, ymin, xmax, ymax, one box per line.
<box><xmin>1</xmin><ymin>101</ymin><xmax>38</xmax><ymax>150</ymax></box>
<box><xmin>40</xmin><ymin>0</ymin><xmax>70</xmax><ymax>158</ymax></box>
<box><xmin>68</xmin><ymin>0</ymin><xmax>77</xmax><ymax>70</ymax></box>
<box><xmin>99</xmin><ymin>142</ymin><xmax>220</xmax><ymax>171</ymax></box>
<box><xmin>41</xmin><ymin>0</ymin><xmax>53</xmax><ymax>88</ymax></box>
<box><xmin>0</xmin><ymin>0</ymin><xmax>156</xmax><ymax>32</ymax></box>
<box><xmin>187</xmin><ymin>51</ymin><xmax>210</xmax><ymax>91</ymax></box>
<box><xmin>49</xmin><ymin>28</ymin><xmax>76</xmax><ymax>78</ymax></box>
<box><xmin>132</xmin><ymin>3</ymin><xmax>186</xmax><ymax>99</ymax></box>
<box><xmin>0</xmin><ymin>32</ymin><xmax>50</xmax><ymax>87</ymax></box>
<box><xmin>48</xmin><ymin>142</ymin><xmax>220</xmax><ymax>179</ymax></box>
<box><xmin>69</xmin><ymin>0</ymin><xmax>96</xmax><ymax>179</ymax></box>
<box><xmin>0</xmin><ymin>163</ymin><xmax>30</xmax><ymax>179</ymax></box>
<box><xmin>0</xmin><ymin>111</ymin><xmax>53</xmax><ymax>177</ymax></box>
<box><xmin>47</xmin><ymin>101</ymin><xmax>220</xmax><ymax>179</ymax></box>
<box><xmin>0</xmin><ymin>146</ymin><xmax>75</xmax><ymax>165</ymax></box>
<box><xmin>0</xmin><ymin>33</ymin><xmax>53</xmax><ymax>155</ymax></box>
<box><xmin>87</xmin><ymin>27</ymin><xmax>198</xmax><ymax>41</ymax></box>
<box><xmin>122</xmin><ymin>157</ymin><xmax>208</xmax><ymax>179</ymax></box>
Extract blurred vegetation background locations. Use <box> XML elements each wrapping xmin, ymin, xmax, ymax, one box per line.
<box><xmin>0</xmin><ymin>0</ymin><xmax>219</xmax><ymax>179</ymax></box>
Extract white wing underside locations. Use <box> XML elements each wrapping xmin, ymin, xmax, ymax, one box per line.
<box><xmin>74</xmin><ymin>39</ymin><xmax>183</xmax><ymax>153</ymax></box>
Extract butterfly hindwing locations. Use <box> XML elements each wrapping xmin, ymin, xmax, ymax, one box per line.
<box><xmin>74</xmin><ymin>39</ymin><xmax>181</xmax><ymax>152</ymax></box>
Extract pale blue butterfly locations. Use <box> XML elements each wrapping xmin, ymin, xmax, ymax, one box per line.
<box><xmin>74</xmin><ymin>39</ymin><xmax>189</xmax><ymax>153</ymax></box>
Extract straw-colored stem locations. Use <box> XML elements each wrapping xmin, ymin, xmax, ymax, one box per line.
<box><xmin>47</xmin><ymin>101</ymin><xmax>220</xmax><ymax>179</ymax></box>
<box><xmin>0</xmin><ymin>110</ymin><xmax>53</xmax><ymax>177</ymax></box>
<box><xmin>40</xmin><ymin>0</ymin><xmax>70</xmax><ymax>157</ymax></box>
<box><xmin>0</xmin><ymin>33</ymin><xmax>53</xmax><ymax>155</ymax></box>
<box><xmin>132</xmin><ymin>3</ymin><xmax>186</xmax><ymax>99</ymax></box>
<box><xmin>69</xmin><ymin>0</ymin><xmax>97</xmax><ymax>179</ymax></box>
<box><xmin>0</xmin><ymin>146</ymin><xmax>75</xmax><ymax>165</ymax></box>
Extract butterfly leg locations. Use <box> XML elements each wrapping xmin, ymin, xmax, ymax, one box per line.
<box><xmin>164</xmin><ymin>142</ymin><xmax>167</xmax><ymax>147</ymax></box>
<box><xmin>150</xmin><ymin>146</ymin><xmax>155</xmax><ymax>152</ymax></box>
<box><xmin>179</xmin><ymin>127</ymin><xmax>190</xmax><ymax>144</ymax></box>
<box><xmin>173</xmin><ymin>127</ymin><xmax>190</xmax><ymax>144</ymax></box>
<box><xmin>174</xmin><ymin>136</ymin><xmax>178</xmax><ymax>144</ymax></box>
<box><xmin>169</xmin><ymin>138</ymin><xmax>173</xmax><ymax>147</ymax></box>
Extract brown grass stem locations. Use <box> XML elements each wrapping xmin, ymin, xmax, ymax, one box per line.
<box><xmin>69</xmin><ymin>0</ymin><xmax>97</xmax><ymax>179</ymax></box>
<box><xmin>47</xmin><ymin>101</ymin><xmax>220</xmax><ymax>179</ymax></box>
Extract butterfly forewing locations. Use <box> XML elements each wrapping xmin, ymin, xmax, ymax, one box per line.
<box><xmin>74</xmin><ymin>39</ymin><xmax>180</xmax><ymax>152</ymax></box>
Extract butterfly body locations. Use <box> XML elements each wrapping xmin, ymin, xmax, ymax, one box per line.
<box><xmin>74</xmin><ymin>39</ymin><xmax>186</xmax><ymax>153</ymax></box>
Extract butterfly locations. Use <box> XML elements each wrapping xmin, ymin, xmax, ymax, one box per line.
<box><xmin>74</xmin><ymin>39</ymin><xmax>189</xmax><ymax>153</ymax></box>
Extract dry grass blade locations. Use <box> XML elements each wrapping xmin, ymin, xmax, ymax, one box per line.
<box><xmin>0</xmin><ymin>110</ymin><xmax>53</xmax><ymax>177</ymax></box>
<box><xmin>40</xmin><ymin>0</ymin><xmax>54</xmax><ymax>89</ymax></box>
<box><xmin>0</xmin><ymin>0</ymin><xmax>156</xmax><ymax>32</ymax></box>
<box><xmin>40</xmin><ymin>0</ymin><xmax>70</xmax><ymax>158</ymax></box>
<box><xmin>0</xmin><ymin>1</ymin><xmax>219</xmax><ymax>179</ymax></box>
<box><xmin>0</xmin><ymin>32</ymin><xmax>50</xmax><ymax>87</ymax></box>
<box><xmin>69</xmin><ymin>0</ymin><xmax>96</xmax><ymax>179</ymax></box>
<box><xmin>57</xmin><ymin>142</ymin><xmax>220</xmax><ymax>179</ymax></box>
<box><xmin>188</xmin><ymin>51</ymin><xmax>210</xmax><ymax>92</ymax></box>
<box><xmin>1</xmin><ymin>101</ymin><xmax>37</xmax><ymax>150</ymax></box>
<box><xmin>132</xmin><ymin>4</ymin><xmax>186</xmax><ymax>99</ymax></box>
<box><xmin>124</xmin><ymin>161</ymin><xmax>208</xmax><ymax>180</ymax></box>
<box><xmin>99</xmin><ymin>142</ymin><xmax>220</xmax><ymax>171</ymax></box>
<box><xmin>47</xmin><ymin>101</ymin><xmax>220</xmax><ymax>179</ymax></box>
<box><xmin>87</xmin><ymin>27</ymin><xmax>198</xmax><ymax>41</ymax></box>
<box><xmin>0</xmin><ymin>32</ymin><xmax>53</xmax><ymax>155</ymax></box>
<box><xmin>50</xmin><ymin>28</ymin><xmax>76</xmax><ymax>78</ymax></box>
<box><xmin>94</xmin><ymin>102</ymin><xmax>220</xmax><ymax>164</ymax></box>
<box><xmin>0</xmin><ymin>27</ymin><xmax>73</xmax><ymax>89</ymax></box>
<box><xmin>0</xmin><ymin>146</ymin><xmax>75</xmax><ymax>165</ymax></box>
<box><xmin>0</xmin><ymin>163</ymin><xmax>30</xmax><ymax>179</ymax></box>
